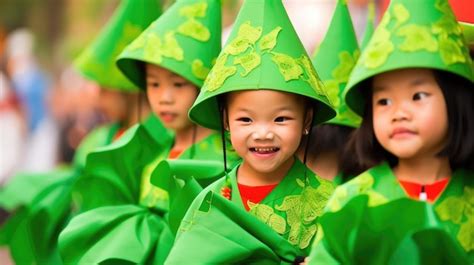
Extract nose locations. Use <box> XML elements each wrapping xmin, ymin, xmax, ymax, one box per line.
<box><xmin>391</xmin><ymin>101</ymin><xmax>411</xmax><ymax>122</ymax></box>
<box><xmin>159</xmin><ymin>86</ymin><xmax>174</xmax><ymax>104</ymax></box>
<box><xmin>251</xmin><ymin>124</ymin><xmax>274</xmax><ymax>140</ymax></box>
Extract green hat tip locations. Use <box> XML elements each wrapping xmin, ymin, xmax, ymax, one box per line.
<box><xmin>189</xmin><ymin>0</ymin><xmax>336</xmax><ymax>130</ymax></box>
<box><xmin>74</xmin><ymin>0</ymin><xmax>162</xmax><ymax>91</ymax></box>
<box><xmin>311</xmin><ymin>0</ymin><xmax>362</xmax><ymax>128</ymax></box>
<box><xmin>117</xmin><ymin>0</ymin><xmax>222</xmax><ymax>90</ymax></box>
<box><xmin>345</xmin><ymin>0</ymin><xmax>473</xmax><ymax>116</ymax></box>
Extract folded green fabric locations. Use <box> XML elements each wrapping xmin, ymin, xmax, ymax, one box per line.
<box><xmin>58</xmin><ymin>204</ymin><xmax>174</xmax><ymax>264</ymax></box>
<box><xmin>166</xmin><ymin>191</ymin><xmax>303</xmax><ymax>264</ymax></box>
<box><xmin>308</xmin><ymin>195</ymin><xmax>470</xmax><ymax>265</ymax></box>
<box><xmin>0</xmin><ymin>168</ymin><xmax>77</xmax><ymax>265</ymax></box>
<box><xmin>151</xmin><ymin>159</ymin><xmax>225</xmax><ymax>234</ymax></box>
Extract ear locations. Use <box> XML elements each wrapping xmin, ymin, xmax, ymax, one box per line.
<box><xmin>303</xmin><ymin>108</ymin><xmax>313</xmax><ymax>132</ymax></box>
<box><xmin>222</xmin><ymin>108</ymin><xmax>230</xmax><ymax>131</ymax></box>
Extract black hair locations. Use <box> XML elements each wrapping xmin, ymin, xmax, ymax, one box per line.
<box><xmin>348</xmin><ymin>69</ymin><xmax>474</xmax><ymax>171</ymax></box>
<box><xmin>301</xmin><ymin>124</ymin><xmax>364</xmax><ymax>181</ymax></box>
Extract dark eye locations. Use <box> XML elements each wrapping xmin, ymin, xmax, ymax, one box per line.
<box><xmin>376</xmin><ymin>98</ymin><xmax>391</xmax><ymax>106</ymax></box>
<box><xmin>147</xmin><ymin>82</ymin><xmax>160</xmax><ymax>88</ymax></box>
<box><xmin>174</xmin><ymin>82</ymin><xmax>187</xmax><ymax>88</ymax></box>
<box><xmin>236</xmin><ymin>117</ymin><xmax>252</xmax><ymax>123</ymax></box>
<box><xmin>275</xmin><ymin>116</ymin><xmax>290</xmax><ymax>122</ymax></box>
<box><xmin>413</xmin><ymin>92</ymin><xmax>429</xmax><ymax>101</ymax></box>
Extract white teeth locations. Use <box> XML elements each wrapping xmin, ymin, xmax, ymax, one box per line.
<box><xmin>254</xmin><ymin>147</ymin><xmax>276</xmax><ymax>152</ymax></box>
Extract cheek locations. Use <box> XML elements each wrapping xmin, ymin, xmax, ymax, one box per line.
<box><xmin>372</xmin><ymin>111</ymin><xmax>388</xmax><ymax>143</ymax></box>
<box><xmin>177</xmin><ymin>89</ymin><xmax>198</xmax><ymax>111</ymax></box>
<box><xmin>146</xmin><ymin>90</ymin><xmax>161</xmax><ymax>112</ymax></box>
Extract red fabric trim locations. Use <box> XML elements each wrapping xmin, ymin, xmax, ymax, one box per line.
<box><xmin>238</xmin><ymin>183</ymin><xmax>278</xmax><ymax>211</ymax></box>
<box><xmin>398</xmin><ymin>178</ymin><xmax>450</xmax><ymax>202</ymax></box>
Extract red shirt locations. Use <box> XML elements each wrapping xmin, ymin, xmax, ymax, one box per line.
<box><xmin>398</xmin><ymin>178</ymin><xmax>450</xmax><ymax>202</ymax></box>
<box><xmin>238</xmin><ymin>183</ymin><xmax>278</xmax><ymax>211</ymax></box>
<box><xmin>168</xmin><ymin>149</ymin><xmax>183</xmax><ymax>159</ymax></box>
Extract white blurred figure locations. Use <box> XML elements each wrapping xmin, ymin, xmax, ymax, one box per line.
<box><xmin>0</xmin><ymin>72</ymin><xmax>25</xmax><ymax>185</ymax></box>
<box><xmin>5</xmin><ymin>29</ymin><xmax>59</xmax><ymax>173</ymax></box>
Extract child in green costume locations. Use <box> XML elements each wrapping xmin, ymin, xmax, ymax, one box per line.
<box><xmin>299</xmin><ymin>0</ymin><xmax>364</xmax><ymax>184</ymax></box>
<box><xmin>58</xmin><ymin>0</ymin><xmax>239</xmax><ymax>264</ymax></box>
<box><xmin>0</xmin><ymin>1</ymin><xmax>160</xmax><ymax>264</ymax></box>
<box><xmin>165</xmin><ymin>0</ymin><xmax>338</xmax><ymax>263</ymax></box>
<box><xmin>308</xmin><ymin>0</ymin><xmax>474</xmax><ymax>263</ymax></box>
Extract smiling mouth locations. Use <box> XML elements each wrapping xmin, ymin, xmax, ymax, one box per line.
<box><xmin>250</xmin><ymin>147</ymin><xmax>280</xmax><ymax>153</ymax></box>
<box><xmin>159</xmin><ymin>112</ymin><xmax>177</xmax><ymax>122</ymax></box>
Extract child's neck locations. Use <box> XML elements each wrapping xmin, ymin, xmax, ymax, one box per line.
<box><xmin>237</xmin><ymin>156</ymin><xmax>295</xmax><ymax>186</ymax></box>
<box><xmin>309</xmin><ymin>151</ymin><xmax>339</xmax><ymax>181</ymax></box>
<box><xmin>394</xmin><ymin>156</ymin><xmax>451</xmax><ymax>184</ymax></box>
<box><xmin>173</xmin><ymin>125</ymin><xmax>212</xmax><ymax>151</ymax></box>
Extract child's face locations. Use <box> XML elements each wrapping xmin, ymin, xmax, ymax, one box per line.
<box><xmin>226</xmin><ymin>90</ymin><xmax>311</xmax><ymax>175</ymax></box>
<box><xmin>372</xmin><ymin>68</ymin><xmax>448</xmax><ymax>160</ymax></box>
<box><xmin>145</xmin><ymin>63</ymin><xmax>198</xmax><ymax>132</ymax></box>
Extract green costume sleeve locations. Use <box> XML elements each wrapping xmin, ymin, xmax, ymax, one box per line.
<box><xmin>73</xmin><ymin>115</ymin><xmax>172</xmax><ymax>212</ymax></box>
<box><xmin>308</xmin><ymin>195</ymin><xmax>471</xmax><ymax>265</ymax></box>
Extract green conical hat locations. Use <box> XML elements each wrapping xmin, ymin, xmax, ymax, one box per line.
<box><xmin>117</xmin><ymin>0</ymin><xmax>222</xmax><ymax>90</ymax></box>
<box><xmin>311</xmin><ymin>0</ymin><xmax>361</xmax><ymax>128</ymax></box>
<box><xmin>74</xmin><ymin>0</ymin><xmax>161</xmax><ymax>91</ymax></box>
<box><xmin>345</xmin><ymin>0</ymin><xmax>474</xmax><ymax>116</ymax></box>
<box><xmin>189</xmin><ymin>0</ymin><xmax>336</xmax><ymax>130</ymax></box>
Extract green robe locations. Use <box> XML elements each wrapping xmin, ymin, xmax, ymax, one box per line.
<box><xmin>0</xmin><ymin>122</ymin><xmax>120</xmax><ymax>265</ymax></box>
<box><xmin>58</xmin><ymin>122</ymin><xmax>238</xmax><ymax>264</ymax></box>
<box><xmin>308</xmin><ymin>162</ymin><xmax>473</xmax><ymax>264</ymax></box>
<box><xmin>166</xmin><ymin>158</ymin><xmax>335</xmax><ymax>264</ymax></box>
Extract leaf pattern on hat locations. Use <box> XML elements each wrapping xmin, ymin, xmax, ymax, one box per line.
<box><xmin>144</xmin><ymin>33</ymin><xmax>164</xmax><ymax>64</ymax></box>
<box><xmin>438</xmin><ymin>33</ymin><xmax>467</xmax><ymax>65</ymax></box>
<box><xmin>233</xmin><ymin>51</ymin><xmax>261</xmax><ymax>76</ymax></box>
<box><xmin>435</xmin><ymin>186</ymin><xmax>474</xmax><ymax>251</ymax></box>
<box><xmin>259</xmin><ymin>27</ymin><xmax>282</xmax><ymax>52</ymax></box>
<box><xmin>224</xmin><ymin>22</ymin><xmax>263</xmax><ymax>56</ymax></box>
<box><xmin>191</xmin><ymin>59</ymin><xmax>210</xmax><ymax>80</ymax></box>
<box><xmin>392</xmin><ymin>3</ymin><xmax>410</xmax><ymax>28</ymax></box>
<box><xmin>397</xmin><ymin>24</ymin><xmax>438</xmax><ymax>52</ymax></box>
<box><xmin>162</xmin><ymin>31</ymin><xmax>184</xmax><ymax>61</ymax></box>
<box><xmin>361</xmin><ymin>13</ymin><xmax>394</xmax><ymax>69</ymax></box>
<box><xmin>205</xmin><ymin>54</ymin><xmax>237</xmax><ymax>92</ymax></box>
<box><xmin>299</xmin><ymin>55</ymin><xmax>326</xmax><ymax>97</ymax></box>
<box><xmin>179</xmin><ymin>2</ymin><xmax>207</xmax><ymax>18</ymax></box>
<box><xmin>271</xmin><ymin>52</ymin><xmax>304</xmax><ymax>81</ymax></box>
<box><xmin>178</xmin><ymin>18</ymin><xmax>211</xmax><ymax>41</ymax></box>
